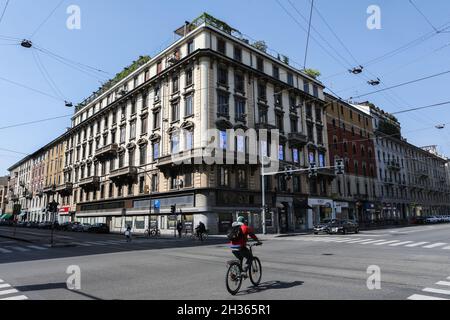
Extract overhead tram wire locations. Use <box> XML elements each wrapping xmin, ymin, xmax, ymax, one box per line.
<box><xmin>0</xmin><ymin>0</ymin><xmax>10</xmax><ymax>26</ymax></box>
<box><xmin>0</xmin><ymin>114</ymin><xmax>72</xmax><ymax>130</ymax></box>
<box><xmin>0</xmin><ymin>75</ymin><xmax>65</xmax><ymax>102</ymax></box>
<box><xmin>303</xmin><ymin>0</ymin><xmax>314</xmax><ymax>69</ymax></box>
<box><xmin>391</xmin><ymin>101</ymin><xmax>450</xmax><ymax>115</ymax></box>
<box><xmin>29</xmin><ymin>0</ymin><xmax>65</xmax><ymax>39</ymax></box>
<box><xmin>409</xmin><ymin>0</ymin><xmax>439</xmax><ymax>33</ymax></box>
<box><xmin>349</xmin><ymin>70</ymin><xmax>450</xmax><ymax>100</ymax></box>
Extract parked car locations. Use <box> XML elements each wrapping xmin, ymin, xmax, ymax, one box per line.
<box><xmin>327</xmin><ymin>220</ymin><xmax>359</xmax><ymax>235</ymax></box>
<box><xmin>314</xmin><ymin>219</ymin><xmax>334</xmax><ymax>235</ymax></box>
<box><xmin>412</xmin><ymin>216</ymin><xmax>426</xmax><ymax>225</ymax></box>
<box><xmin>58</xmin><ymin>222</ymin><xmax>73</xmax><ymax>231</ymax></box>
<box><xmin>425</xmin><ymin>216</ymin><xmax>439</xmax><ymax>224</ymax></box>
<box><xmin>88</xmin><ymin>223</ymin><xmax>110</xmax><ymax>234</ymax></box>
<box><xmin>38</xmin><ymin>221</ymin><xmax>53</xmax><ymax>229</ymax></box>
<box><xmin>73</xmin><ymin>223</ymin><xmax>91</xmax><ymax>232</ymax></box>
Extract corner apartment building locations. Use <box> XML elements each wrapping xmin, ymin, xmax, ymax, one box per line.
<box><xmin>6</xmin><ymin>156</ymin><xmax>33</xmax><ymax>220</ymax></box>
<box><xmin>354</xmin><ymin>102</ymin><xmax>450</xmax><ymax>219</ymax></box>
<box><xmin>50</xmin><ymin>13</ymin><xmax>331</xmax><ymax>234</ymax></box>
<box><xmin>325</xmin><ymin>95</ymin><xmax>378</xmax><ymax>222</ymax></box>
<box><xmin>0</xmin><ymin>176</ymin><xmax>8</xmax><ymax>214</ymax></box>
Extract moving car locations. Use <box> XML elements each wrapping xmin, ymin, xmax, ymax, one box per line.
<box><xmin>327</xmin><ymin>220</ymin><xmax>359</xmax><ymax>235</ymax></box>
<box><xmin>88</xmin><ymin>223</ymin><xmax>110</xmax><ymax>234</ymax></box>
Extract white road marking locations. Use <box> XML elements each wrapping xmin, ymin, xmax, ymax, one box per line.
<box><xmin>436</xmin><ymin>281</ymin><xmax>450</xmax><ymax>287</ymax></box>
<box><xmin>347</xmin><ymin>239</ymin><xmax>374</xmax><ymax>243</ymax></box>
<box><xmin>0</xmin><ymin>284</ymin><xmax>11</xmax><ymax>289</ymax></box>
<box><xmin>360</xmin><ymin>240</ymin><xmax>388</xmax><ymax>245</ymax></box>
<box><xmin>373</xmin><ymin>240</ymin><xmax>400</xmax><ymax>246</ymax></box>
<box><xmin>405</xmin><ymin>242</ymin><xmax>429</xmax><ymax>247</ymax></box>
<box><xmin>423</xmin><ymin>287</ymin><xmax>450</xmax><ymax>295</ymax></box>
<box><xmin>73</xmin><ymin>242</ymin><xmax>92</xmax><ymax>247</ymax></box>
<box><xmin>0</xmin><ymin>295</ymin><xmax>28</xmax><ymax>300</ymax></box>
<box><xmin>408</xmin><ymin>294</ymin><xmax>448</xmax><ymax>300</ymax></box>
<box><xmin>443</xmin><ymin>246</ymin><xmax>450</xmax><ymax>250</ymax></box>
<box><xmin>27</xmin><ymin>245</ymin><xmax>48</xmax><ymax>251</ymax></box>
<box><xmin>0</xmin><ymin>279</ymin><xmax>3</xmax><ymax>283</ymax></box>
<box><xmin>0</xmin><ymin>289</ymin><xmax>18</xmax><ymax>296</ymax></box>
<box><xmin>423</xmin><ymin>243</ymin><xmax>447</xmax><ymax>249</ymax></box>
<box><xmin>6</xmin><ymin>246</ymin><xmax>30</xmax><ymax>252</ymax></box>
<box><xmin>0</xmin><ymin>248</ymin><xmax>12</xmax><ymax>254</ymax></box>
<box><xmin>389</xmin><ymin>241</ymin><xmax>414</xmax><ymax>247</ymax></box>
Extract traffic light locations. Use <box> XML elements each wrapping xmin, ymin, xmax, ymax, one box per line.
<box><xmin>308</xmin><ymin>162</ymin><xmax>318</xmax><ymax>178</ymax></box>
<box><xmin>264</xmin><ymin>205</ymin><xmax>270</xmax><ymax>216</ymax></box>
<box><xmin>335</xmin><ymin>159</ymin><xmax>345</xmax><ymax>175</ymax></box>
<box><xmin>170</xmin><ymin>204</ymin><xmax>176</xmax><ymax>215</ymax></box>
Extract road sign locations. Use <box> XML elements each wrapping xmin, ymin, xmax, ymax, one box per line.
<box><xmin>154</xmin><ymin>200</ymin><xmax>160</xmax><ymax>209</ymax></box>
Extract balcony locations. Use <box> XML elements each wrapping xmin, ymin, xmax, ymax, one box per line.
<box><xmin>109</xmin><ymin>166</ymin><xmax>138</xmax><ymax>181</ymax></box>
<box><xmin>388</xmin><ymin>161</ymin><xmax>401</xmax><ymax>171</ymax></box>
<box><xmin>418</xmin><ymin>169</ymin><xmax>429</xmax><ymax>178</ymax></box>
<box><xmin>9</xmin><ymin>194</ymin><xmax>19</xmax><ymax>202</ymax></box>
<box><xmin>55</xmin><ymin>182</ymin><xmax>73</xmax><ymax>195</ymax></box>
<box><xmin>43</xmin><ymin>184</ymin><xmax>56</xmax><ymax>194</ymax></box>
<box><xmin>288</xmin><ymin>132</ymin><xmax>308</xmax><ymax>147</ymax></box>
<box><xmin>317</xmin><ymin>168</ymin><xmax>336</xmax><ymax>179</ymax></box>
<box><xmin>95</xmin><ymin>143</ymin><xmax>119</xmax><ymax>161</ymax></box>
<box><xmin>384</xmin><ymin>178</ymin><xmax>394</xmax><ymax>185</ymax></box>
<box><xmin>255</xmin><ymin>122</ymin><xmax>277</xmax><ymax>131</ymax></box>
<box><xmin>79</xmin><ymin>176</ymin><xmax>100</xmax><ymax>190</ymax></box>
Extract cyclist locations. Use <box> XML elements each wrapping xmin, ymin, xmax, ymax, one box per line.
<box><xmin>229</xmin><ymin>216</ymin><xmax>262</xmax><ymax>275</ymax></box>
<box><xmin>195</xmin><ymin>221</ymin><xmax>206</xmax><ymax>241</ymax></box>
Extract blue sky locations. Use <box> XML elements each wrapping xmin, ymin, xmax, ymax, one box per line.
<box><xmin>1</xmin><ymin>0</ymin><xmax>450</xmax><ymax>175</ymax></box>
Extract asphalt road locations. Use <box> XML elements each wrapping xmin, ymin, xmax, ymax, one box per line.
<box><xmin>0</xmin><ymin>224</ymin><xmax>449</xmax><ymax>300</ymax></box>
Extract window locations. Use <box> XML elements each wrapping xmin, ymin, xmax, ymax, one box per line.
<box><xmin>235</xmin><ymin>98</ymin><xmax>246</xmax><ymax>120</ymax></box>
<box><xmin>317</xmin><ymin>127</ymin><xmax>323</xmax><ymax>145</ymax></box>
<box><xmin>237</xmin><ymin>169</ymin><xmax>247</xmax><ymax>189</ymax></box>
<box><xmin>152</xmin><ymin>142</ymin><xmax>159</xmax><ymax>160</ymax></box>
<box><xmin>278</xmin><ymin>145</ymin><xmax>285</xmax><ymax>161</ymax></box>
<box><xmin>172</xmin><ymin>75</ymin><xmax>179</xmax><ymax>93</ymax></box>
<box><xmin>234</xmin><ymin>72</ymin><xmax>244</xmax><ymax>93</ymax></box>
<box><xmin>139</xmin><ymin>146</ymin><xmax>147</xmax><ymax>165</ymax></box>
<box><xmin>151</xmin><ymin>174</ymin><xmax>158</xmax><ymax>192</ymax></box>
<box><xmin>157</xmin><ymin>60</ymin><xmax>162</xmax><ymax>74</ymax></box>
<box><xmin>237</xmin><ymin>135</ymin><xmax>245</xmax><ymax>153</ymax></box>
<box><xmin>293</xmin><ymin>176</ymin><xmax>301</xmax><ymax>193</ymax></box>
<box><xmin>171</xmin><ymin>133</ymin><xmax>180</xmax><ymax>154</ymax></box>
<box><xmin>293</xmin><ymin>148</ymin><xmax>300</xmax><ymax>163</ymax></box>
<box><xmin>184</xmin><ymin>170</ymin><xmax>192</xmax><ymax>188</ymax></box>
<box><xmin>184</xmin><ymin>131</ymin><xmax>193</xmax><ymax>150</ymax></box>
<box><xmin>290</xmin><ymin>117</ymin><xmax>298</xmax><ymax>133</ymax></box>
<box><xmin>307</xmin><ymin>124</ymin><xmax>314</xmax><ymax>141</ymax></box>
<box><xmin>185</xmin><ymin>68</ymin><xmax>193</xmax><ymax>86</ymax></box>
<box><xmin>275</xmin><ymin>112</ymin><xmax>284</xmax><ymax>132</ymax></box>
<box><xmin>315</xmin><ymin>108</ymin><xmax>322</xmax><ymax>122</ymax></box>
<box><xmin>185</xmin><ymin>94</ymin><xmax>193</xmax><ymax>116</ymax></box>
<box><xmin>139</xmin><ymin>176</ymin><xmax>145</xmax><ymax>194</ymax></box>
<box><xmin>313</xmin><ymin>85</ymin><xmax>319</xmax><ymax>97</ymax></box>
<box><xmin>257</xmin><ymin>83</ymin><xmax>266</xmax><ymax>100</ymax></box>
<box><xmin>219</xmin><ymin>130</ymin><xmax>227</xmax><ymax>149</ymax></box>
<box><xmin>274</xmin><ymin>92</ymin><xmax>282</xmax><ymax>108</ymax></box>
<box><xmin>217</xmin><ymin>38</ymin><xmax>226</xmax><ymax>54</ymax></box>
<box><xmin>258</xmin><ymin>107</ymin><xmax>268</xmax><ymax>124</ymax></box>
<box><xmin>154</xmin><ymin>85</ymin><xmax>160</xmax><ymax>101</ymax></box>
<box><xmin>287</xmin><ymin>73</ymin><xmax>294</xmax><ymax>86</ymax></box>
<box><xmin>319</xmin><ymin>153</ymin><xmax>325</xmax><ymax>167</ymax></box>
<box><xmin>218</xmin><ymin>65</ymin><xmax>228</xmax><ymax>86</ymax></box>
<box><xmin>144</xmin><ymin>69</ymin><xmax>150</xmax><ymax>82</ymax></box>
<box><xmin>218</xmin><ymin>167</ymin><xmax>229</xmax><ymax>187</ymax></box>
<box><xmin>273</xmin><ymin>65</ymin><xmax>279</xmax><ymax>79</ymax></box>
<box><xmin>306</xmin><ymin>103</ymin><xmax>313</xmax><ymax>118</ymax></box>
<box><xmin>134</xmin><ymin>76</ymin><xmax>138</xmax><ymax>89</ymax></box>
<box><xmin>112</xmin><ymin>110</ymin><xmax>117</xmax><ymax>124</ymax></box>
<box><xmin>141</xmin><ymin>116</ymin><xmax>148</xmax><ymax>135</ymax></box>
<box><xmin>129</xmin><ymin>121</ymin><xmax>136</xmax><ymax>139</ymax></box>
<box><xmin>234</xmin><ymin>46</ymin><xmax>242</xmax><ymax>61</ymax></box>
<box><xmin>129</xmin><ymin>149</ymin><xmax>135</xmax><ymax>166</ymax></box>
<box><xmin>257</xmin><ymin>57</ymin><xmax>264</xmax><ymax>72</ymax></box>
<box><xmin>118</xmin><ymin>153</ymin><xmax>125</xmax><ymax>168</ymax></box>
<box><xmin>171</xmin><ymin>102</ymin><xmax>180</xmax><ymax>122</ymax></box>
<box><xmin>187</xmin><ymin>40</ymin><xmax>194</xmax><ymax>54</ymax></box>
<box><xmin>303</xmin><ymin>82</ymin><xmax>310</xmax><ymax>94</ymax></box>
<box><xmin>218</xmin><ymin>92</ymin><xmax>229</xmax><ymax>116</ymax></box>
<box><xmin>153</xmin><ymin>109</ymin><xmax>160</xmax><ymax>129</ymax></box>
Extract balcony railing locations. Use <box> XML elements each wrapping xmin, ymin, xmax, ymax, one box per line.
<box><xmin>55</xmin><ymin>182</ymin><xmax>73</xmax><ymax>194</ymax></box>
<box><xmin>9</xmin><ymin>194</ymin><xmax>19</xmax><ymax>202</ymax></box>
<box><xmin>79</xmin><ymin>176</ymin><xmax>100</xmax><ymax>188</ymax></box>
<box><xmin>95</xmin><ymin>143</ymin><xmax>119</xmax><ymax>161</ymax></box>
<box><xmin>388</xmin><ymin>161</ymin><xmax>401</xmax><ymax>171</ymax></box>
<box><xmin>43</xmin><ymin>184</ymin><xmax>56</xmax><ymax>194</ymax></box>
<box><xmin>288</xmin><ymin>132</ymin><xmax>308</xmax><ymax>147</ymax></box>
<box><xmin>109</xmin><ymin>166</ymin><xmax>138</xmax><ymax>180</ymax></box>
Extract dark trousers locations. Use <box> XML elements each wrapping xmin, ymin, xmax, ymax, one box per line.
<box><xmin>232</xmin><ymin>247</ymin><xmax>253</xmax><ymax>271</ymax></box>
<box><xmin>177</xmin><ymin>229</ymin><xmax>182</xmax><ymax>238</ymax></box>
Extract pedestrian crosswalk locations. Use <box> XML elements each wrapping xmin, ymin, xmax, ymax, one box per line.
<box><xmin>0</xmin><ymin>279</ymin><xmax>28</xmax><ymax>300</ymax></box>
<box><xmin>274</xmin><ymin>235</ymin><xmax>449</xmax><ymax>251</ymax></box>
<box><xmin>408</xmin><ymin>276</ymin><xmax>450</xmax><ymax>300</ymax></box>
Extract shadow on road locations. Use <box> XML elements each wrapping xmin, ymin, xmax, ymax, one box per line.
<box><xmin>238</xmin><ymin>280</ymin><xmax>304</xmax><ymax>295</ymax></box>
<box><xmin>15</xmin><ymin>282</ymin><xmax>103</xmax><ymax>300</ymax></box>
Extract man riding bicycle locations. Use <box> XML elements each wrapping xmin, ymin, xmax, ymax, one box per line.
<box><xmin>228</xmin><ymin>216</ymin><xmax>262</xmax><ymax>275</ymax></box>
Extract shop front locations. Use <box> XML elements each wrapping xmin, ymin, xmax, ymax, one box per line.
<box><xmin>308</xmin><ymin>198</ymin><xmax>335</xmax><ymax>229</ymax></box>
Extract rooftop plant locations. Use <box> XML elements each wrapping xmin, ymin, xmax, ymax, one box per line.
<box><xmin>304</xmin><ymin>68</ymin><xmax>321</xmax><ymax>79</ymax></box>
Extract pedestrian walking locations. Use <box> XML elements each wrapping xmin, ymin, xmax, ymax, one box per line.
<box><xmin>125</xmin><ymin>225</ymin><xmax>132</xmax><ymax>242</ymax></box>
<box><xmin>177</xmin><ymin>221</ymin><xmax>183</xmax><ymax>238</ymax></box>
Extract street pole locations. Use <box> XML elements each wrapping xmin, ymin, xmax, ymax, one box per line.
<box><xmin>261</xmin><ymin>156</ymin><xmax>267</xmax><ymax>235</ymax></box>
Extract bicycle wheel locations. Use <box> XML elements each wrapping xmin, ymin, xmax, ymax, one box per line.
<box><xmin>249</xmin><ymin>257</ymin><xmax>262</xmax><ymax>287</ymax></box>
<box><xmin>225</xmin><ymin>262</ymin><xmax>242</xmax><ymax>296</ymax></box>
<box><xmin>203</xmin><ymin>232</ymin><xmax>209</xmax><ymax>241</ymax></box>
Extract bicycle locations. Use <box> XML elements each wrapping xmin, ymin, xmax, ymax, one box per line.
<box><xmin>192</xmin><ymin>229</ymin><xmax>209</xmax><ymax>241</ymax></box>
<box><xmin>144</xmin><ymin>228</ymin><xmax>161</xmax><ymax>238</ymax></box>
<box><xmin>225</xmin><ymin>242</ymin><xmax>263</xmax><ymax>296</ymax></box>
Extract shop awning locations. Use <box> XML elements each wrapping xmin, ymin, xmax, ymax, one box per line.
<box><xmin>294</xmin><ymin>199</ymin><xmax>313</xmax><ymax>210</ymax></box>
<box><xmin>19</xmin><ymin>211</ymin><xmax>28</xmax><ymax>217</ymax></box>
<box><xmin>1</xmin><ymin>214</ymin><xmax>13</xmax><ymax>220</ymax></box>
